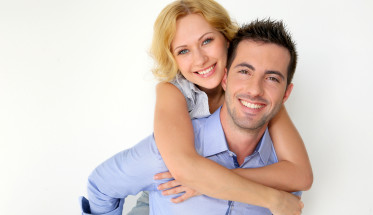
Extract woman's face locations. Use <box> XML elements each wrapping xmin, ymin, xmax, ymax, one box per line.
<box><xmin>171</xmin><ymin>13</ymin><xmax>228</xmax><ymax>91</ymax></box>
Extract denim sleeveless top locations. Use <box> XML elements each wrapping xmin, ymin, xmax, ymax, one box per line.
<box><xmin>171</xmin><ymin>73</ymin><xmax>211</xmax><ymax>119</ymax></box>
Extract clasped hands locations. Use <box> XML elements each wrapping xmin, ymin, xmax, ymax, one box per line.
<box><xmin>154</xmin><ymin>171</ymin><xmax>304</xmax><ymax>215</ymax></box>
<box><xmin>154</xmin><ymin>171</ymin><xmax>201</xmax><ymax>203</ymax></box>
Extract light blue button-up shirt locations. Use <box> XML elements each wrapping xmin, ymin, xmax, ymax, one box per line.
<box><xmin>81</xmin><ymin>107</ymin><xmax>299</xmax><ymax>215</ymax></box>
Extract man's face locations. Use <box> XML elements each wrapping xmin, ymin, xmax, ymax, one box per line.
<box><xmin>222</xmin><ymin>40</ymin><xmax>293</xmax><ymax>131</ymax></box>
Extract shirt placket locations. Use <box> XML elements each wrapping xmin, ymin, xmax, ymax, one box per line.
<box><xmin>225</xmin><ymin>151</ymin><xmax>259</xmax><ymax>215</ymax></box>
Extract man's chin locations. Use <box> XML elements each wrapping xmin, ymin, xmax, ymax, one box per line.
<box><xmin>233</xmin><ymin>119</ymin><xmax>266</xmax><ymax>131</ymax></box>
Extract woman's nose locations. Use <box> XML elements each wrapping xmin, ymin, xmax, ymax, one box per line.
<box><xmin>193</xmin><ymin>48</ymin><xmax>208</xmax><ymax>67</ymax></box>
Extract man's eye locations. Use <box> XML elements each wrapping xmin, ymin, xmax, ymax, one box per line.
<box><xmin>178</xmin><ymin>49</ymin><xmax>189</xmax><ymax>55</ymax></box>
<box><xmin>268</xmin><ymin>77</ymin><xmax>280</xmax><ymax>83</ymax></box>
<box><xmin>238</xmin><ymin>70</ymin><xmax>249</xmax><ymax>74</ymax></box>
<box><xmin>202</xmin><ymin>38</ymin><xmax>213</xmax><ymax>45</ymax></box>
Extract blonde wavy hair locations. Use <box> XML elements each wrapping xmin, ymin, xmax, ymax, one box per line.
<box><xmin>151</xmin><ymin>0</ymin><xmax>238</xmax><ymax>82</ymax></box>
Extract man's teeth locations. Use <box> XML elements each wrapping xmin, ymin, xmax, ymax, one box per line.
<box><xmin>197</xmin><ymin>65</ymin><xmax>214</xmax><ymax>75</ymax></box>
<box><xmin>241</xmin><ymin>100</ymin><xmax>264</xmax><ymax>109</ymax></box>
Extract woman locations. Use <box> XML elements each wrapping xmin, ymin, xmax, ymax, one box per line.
<box><xmin>128</xmin><ymin>0</ymin><xmax>313</xmax><ymax>214</ymax></box>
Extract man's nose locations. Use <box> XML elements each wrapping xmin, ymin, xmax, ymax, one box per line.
<box><xmin>246</xmin><ymin>77</ymin><xmax>264</xmax><ymax>97</ymax></box>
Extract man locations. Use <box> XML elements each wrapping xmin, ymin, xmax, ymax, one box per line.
<box><xmin>81</xmin><ymin>19</ymin><xmax>302</xmax><ymax>215</ymax></box>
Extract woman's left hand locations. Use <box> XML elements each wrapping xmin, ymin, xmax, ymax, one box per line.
<box><xmin>154</xmin><ymin>171</ymin><xmax>201</xmax><ymax>203</ymax></box>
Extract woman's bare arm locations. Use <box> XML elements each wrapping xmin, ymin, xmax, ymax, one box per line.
<box><xmin>156</xmin><ymin>106</ymin><xmax>312</xmax><ymax>203</ymax></box>
<box><xmin>270</xmin><ymin>106</ymin><xmax>313</xmax><ymax>190</ymax></box>
<box><xmin>154</xmin><ymin>82</ymin><xmax>295</xmax><ymax>209</ymax></box>
<box><xmin>232</xmin><ymin>106</ymin><xmax>313</xmax><ymax>191</ymax></box>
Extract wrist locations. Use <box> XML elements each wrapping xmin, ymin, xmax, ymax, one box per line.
<box><xmin>266</xmin><ymin>189</ymin><xmax>283</xmax><ymax>212</ymax></box>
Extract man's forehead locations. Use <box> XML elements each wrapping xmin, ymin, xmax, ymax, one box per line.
<box><xmin>232</xmin><ymin>39</ymin><xmax>290</xmax><ymax>75</ymax></box>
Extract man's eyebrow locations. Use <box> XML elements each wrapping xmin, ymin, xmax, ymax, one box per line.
<box><xmin>234</xmin><ymin>62</ymin><xmax>255</xmax><ymax>70</ymax></box>
<box><xmin>234</xmin><ymin>63</ymin><xmax>286</xmax><ymax>80</ymax></box>
<box><xmin>265</xmin><ymin>71</ymin><xmax>285</xmax><ymax>80</ymax></box>
<box><xmin>173</xmin><ymin>32</ymin><xmax>214</xmax><ymax>53</ymax></box>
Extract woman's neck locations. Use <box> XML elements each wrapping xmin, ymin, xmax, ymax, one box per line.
<box><xmin>199</xmin><ymin>85</ymin><xmax>225</xmax><ymax>114</ymax></box>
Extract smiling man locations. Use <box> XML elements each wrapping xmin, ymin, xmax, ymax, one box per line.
<box><xmin>220</xmin><ymin>26</ymin><xmax>295</xmax><ymax>165</ymax></box>
<box><xmin>80</xmin><ymin>19</ymin><xmax>302</xmax><ymax>215</ymax></box>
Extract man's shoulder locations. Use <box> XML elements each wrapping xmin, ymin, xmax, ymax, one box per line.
<box><xmin>135</xmin><ymin>134</ymin><xmax>161</xmax><ymax>156</ymax></box>
<box><xmin>191</xmin><ymin>116</ymin><xmax>209</xmax><ymax>126</ymax></box>
<box><xmin>191</xmin><ymin>107</ymin><xmax>221</xmax><ymax>130</ymax></box>
<box><xmin>191</xmin><ymin>115</ymin><xmax>210</xmax><ymax>136</ymax></box>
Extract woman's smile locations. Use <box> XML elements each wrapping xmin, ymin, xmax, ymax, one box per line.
<box><xmin>194</xmin><ymin>63</ymin><xmax>216</xmax><ymax>77</ymax></box>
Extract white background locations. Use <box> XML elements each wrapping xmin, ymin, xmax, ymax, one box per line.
<box><xmin>1</xmin><ymin>0</ymin><xmax>372</xmax><ymax>214</ymax></box>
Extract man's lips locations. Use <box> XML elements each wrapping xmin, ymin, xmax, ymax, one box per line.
<box><xmin>239</xmin><ymin>99</ymin><xmax>266</xmax><ymax>109</ymax></box>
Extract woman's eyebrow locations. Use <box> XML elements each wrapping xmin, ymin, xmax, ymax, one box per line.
<box><xmin>173</xmin><ymin>32</ymin><xmax>214</xmax><ymax>52</ymax></box>
<box><xmin>198</xmin><ymin>32</ymin><xmax>214</xmax><ymax>41</ymax></box>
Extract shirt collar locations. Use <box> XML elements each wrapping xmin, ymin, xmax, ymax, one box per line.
<box><xmin>202</xmin><ymin>107</ymin><xmax>229</xmax><ymax>157</ymax></box>
<box><xmin>202</xmin><ymin>107</ymin><xmax>273</xmax><ymax>165</ymax></box>
<box><xmin>254</xmin><ymin>128</ymin><xmax>273</xmax><ymax>165</ymax></box>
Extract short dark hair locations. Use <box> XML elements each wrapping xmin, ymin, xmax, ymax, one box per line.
<box><xmin>226</xmin><ymin>19</ymin><xmax>297</xmax><ymax>85</ymax></box>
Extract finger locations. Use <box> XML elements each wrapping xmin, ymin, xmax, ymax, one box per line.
<box><xmin>300</xmin><ymin>200</ymin><xmax>304</xmax><ymax>209</ymax></box>
<box><xmin>172</xmin><ymin>191</ymin><xmax>195</xmax><ymax>203</ymax></box>
<box><xmin>162</xmin><ymin>186</ymin><xmax>185</xmax><ymax>196</ymax></box>
<box><xmin>158</xmin><ymin>180</ymin><xmax>182</xmax><ymax>190</ymax></box>
<box><xmin>154</xmin><ymin>171</ymin><xmax>173</xmax><ymax>180</ymax></box>
<box><xmin>171</xmin><ymin>194</ymin><xmax>187</xmax><ymax>203</ymax></box>
<box><xmin>171</xmin><ymin>190</ymin><xmax>200</xmax><ymax>203</ymax></box>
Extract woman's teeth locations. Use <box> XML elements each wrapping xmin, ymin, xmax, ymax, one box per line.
<box><xmin>197</xmin><ymin>65</ymin><xmax>214</xmax><ymax>75</ymax></box>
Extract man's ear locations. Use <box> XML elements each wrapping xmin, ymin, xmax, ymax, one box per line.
<box><xmin>282</xmin><ymin>83</ymin><xmax>293</xmax><ymax>103</ymax></box>
<box><xmin>222</xmin><ymin>68</ymin><xmax>228</xmax><ymax>91</ymax></box>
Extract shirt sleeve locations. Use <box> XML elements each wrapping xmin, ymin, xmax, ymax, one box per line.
<box><xmin>81</xmin><ymin>135</ymin><xmax>167</xmax><ymax>215</ymax></box>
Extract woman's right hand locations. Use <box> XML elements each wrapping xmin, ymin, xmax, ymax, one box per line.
<box><xmin>154</xmin><ymin>171</ymin><xmax>201</xmax><ymax>203</ymax></box>
<box><xmin>270</xmin><ymin>190</ymin><xmax>304</xmax><ymax>215</ymax></box>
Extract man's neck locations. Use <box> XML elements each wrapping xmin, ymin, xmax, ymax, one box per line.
<box><xmin>220</xmin><ymin>105</ymin><xmax>268</xmax><ymax>166</ymax></box>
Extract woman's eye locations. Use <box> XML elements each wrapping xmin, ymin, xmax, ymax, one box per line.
<box><xmin>202</xmin><ymin>38</ymin><xmax>213</xmax><ymax>45</ymax></box>
<box><xmin>178</xmin><ymin>49</ymin><xmax>189</xmax><ymax>55</ymax></box>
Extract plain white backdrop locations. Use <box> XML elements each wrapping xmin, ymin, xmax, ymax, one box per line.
<box><xmin>1</xmin><ymin>0</ymin><xmax>373</xmax><ymax>214</ymax></box>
